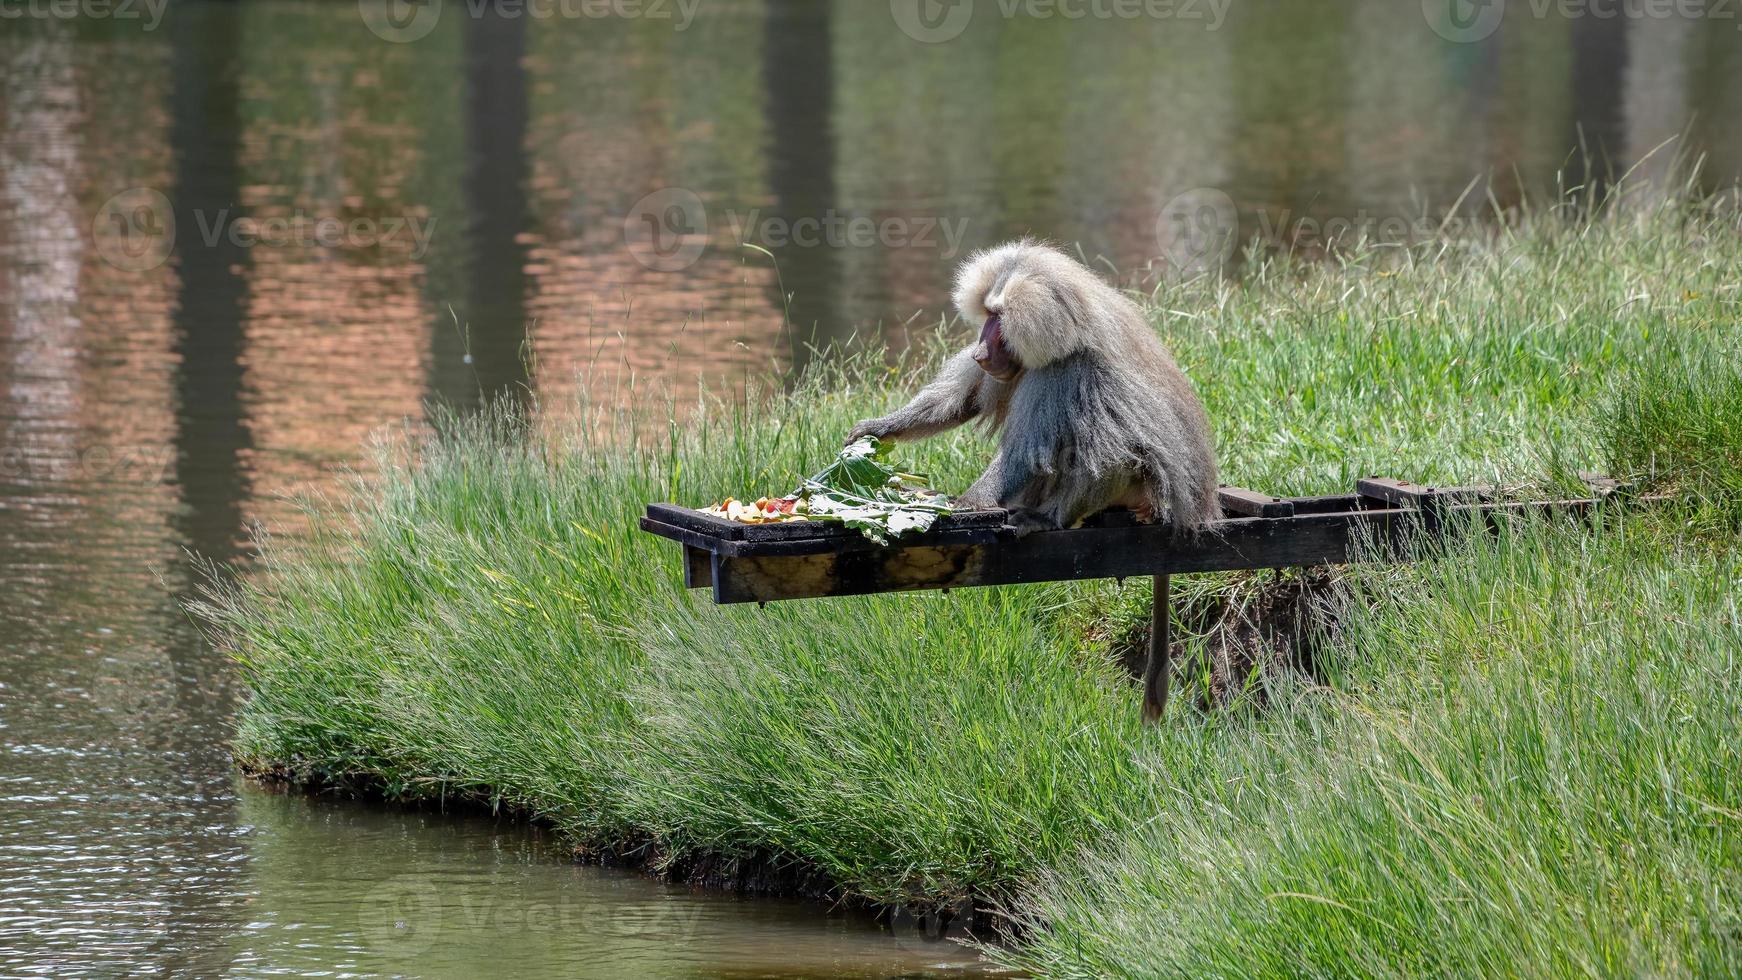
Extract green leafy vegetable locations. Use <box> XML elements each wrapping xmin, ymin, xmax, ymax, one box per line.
<box><xmin>797</xmin><ymin>437</ymin><xmax>953</xmax><ymax>544</ymax></box>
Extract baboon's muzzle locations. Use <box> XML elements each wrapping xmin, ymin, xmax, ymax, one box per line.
<box><xmin>973</xmin><ymin>313</ymin><xmax>1020</xmax><ymax>380</ymax></box>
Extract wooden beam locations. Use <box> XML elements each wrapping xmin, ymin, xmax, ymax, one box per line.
<box><xmin>1217</xmin><ymin>486</ymin><xmax>1296</xmax><ymax>518</ymax></box>
<box><xmin>642</xmin><ymin>478</ymin><xmax>1668</xmax><ymax>605</ymax></box>
<box><xmin>1355</xmin><ymin>477</ymin><xmax>1482</xmax><ymax>509</ymax></box>
<box><xmin>704</xmin><ymin>508</ymin><xmax>1410</xmax><ymax>604</ymax></box>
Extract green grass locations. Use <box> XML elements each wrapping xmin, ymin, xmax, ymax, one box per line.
<box><xmin>1605</xmin><ymin>344</ymin><xmax>1742</xmax><ymax>515</ymax></box>
<box><xmin>199</xmin><ymin>187</ymin><xmax>1742</xmax><ymax>975</ymax></box>
<box><xmin>1004</xmin><ymin>518</ymin><xmax>1742</xmax><ymax>977</ymax></box>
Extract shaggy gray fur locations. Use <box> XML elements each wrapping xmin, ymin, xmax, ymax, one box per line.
<box><xmin>850</xmin><ymin>240</ymin><xmax>1220</xmax><ymax>533</ymax></box>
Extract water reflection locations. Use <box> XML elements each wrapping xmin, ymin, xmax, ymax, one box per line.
<box><xmin>4</xmin><ymin>1</ymin><xmax>1742</xmax><ymax>975</ymax></box>
<box><xmin>229</xmin><ymin>787</ymin><xmax>985</xmax><ymax>979</ymax></box>
<box><xmin>451</xmin><ymin>3</ymin><xmax>532</xmax><ymax>412</ymax></box>
<box><xmin>170</xmin><ymin>1</ymin><xmax>252</xmax><ymax>564</ymax></box>
<box><xmin>763</xmin><ymin>0</ymin><xmax>841</xmax><ymax>372</ymax></box>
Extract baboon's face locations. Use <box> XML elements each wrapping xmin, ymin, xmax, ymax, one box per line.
<box><xmin>972</xmin><ymin>313</ymin><xmax>1021</xmax><ymax>380</ymax></box>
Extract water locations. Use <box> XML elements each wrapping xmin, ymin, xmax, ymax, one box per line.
<box><xmin>2</xmin><ymin>1</ymin><xmax>1739</xmax><ymax>975</ymax></box>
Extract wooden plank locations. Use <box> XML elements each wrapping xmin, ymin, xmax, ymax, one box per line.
<box><xmin>708</xmin><ymin>509</ymin><xmax>1413</xmax><ymax>603</ymax></box>
<box><xmin>646</xmin><ymin>502</ymin><xmax>748</xmax><ymax>541</ymax></box>
<box><xmin>1355</xmin><ymin>477</ymin><xmax>1481</xmax><ymax>508</ymax></box>
<box><xmin>723</xmin><ymin>525</ymin><xmax>1007</xmax><ymax>559</ymax></box>
<box><xmin>643</xmin><ymin>502</ymin><xmax>1008</xmax><ymax>545</ymax></box>
<box><xmin>1289</xmin><ymin>493</ymin><xmax>1372</xmax><ymax>515</ymax></box>
<box><xmin>1444</xmin><ymin>493</ymin><xmax>1672</xmax><ymax>524</ymax></box>
<box><xmin>1217</xmin><ymin>487</ymin><xmax>1296</xmax><ymax>518</ymax></box>
<box><xmin>639</xmin><ymin>516</ymin><xmax>733</xmax><ymax>555</ymax></box>
<box><xmin>647</xmin><ymin>506</ymin><xmax>1182</xmax><ymax>559</ymax></box>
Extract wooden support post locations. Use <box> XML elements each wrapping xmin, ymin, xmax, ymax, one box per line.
<box><xmin>682</xmin><ymin>546</ymin><xmax>714</xmax><ymax>589</ymax></box>
<box><xmin>1142</xmin><ymin>574</ymin><xmax>1171</xmax><ymax>724</ymax></box>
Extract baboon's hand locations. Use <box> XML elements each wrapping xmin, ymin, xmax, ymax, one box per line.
<box><xmin>847</xmin><ymin>417</ymin><xmax>895</xmax><ymax>445</ymax></box>
<box><xmin>1004</xmin><ymin>508</ymin><xmax>1061</xmax><ymax>538</ymax></box>
<box><xmin>952</xmin><ymin>486</ymin><xmax>997</xmax><ymax>512</ymax></box>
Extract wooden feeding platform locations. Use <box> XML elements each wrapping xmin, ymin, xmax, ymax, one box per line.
<box><xmin>640</xmin><ymin>474</ymin><xmax>1654</xmax><ymax>719</ymax></box>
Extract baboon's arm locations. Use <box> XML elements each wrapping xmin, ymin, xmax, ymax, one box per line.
<box><xmin>848</xmin><ymin>349</ymin><xmax>994</xmax><ymax>444</ymax></box>
<box><xmin>954</xmin><ymin>452</ymin><xmax>1004</xmax><ymax>511</ymax></box>
<box><xmin>990</xmin><ymin>430</ymin><xmax>1130</xmax><ymax>533</ymax></box>
<box><xmin>954</xmin><ymin>450</ymin><xmax>1064</xmax><ymax>532</ymax></box>
<box><xmin>988</xmin><ymin>449</ymin><xmax>1064</xmax><ymax>533</ymax></box>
